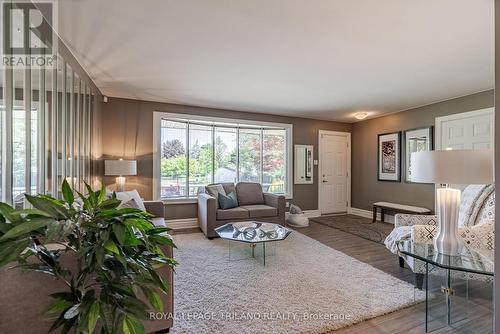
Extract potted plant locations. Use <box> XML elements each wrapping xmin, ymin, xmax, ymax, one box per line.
<box><xmin>0</xmin><ymin>180</ymin><xmax>176</xmax><ymax>334</ymax></box>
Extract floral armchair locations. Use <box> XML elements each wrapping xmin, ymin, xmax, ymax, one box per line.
<box><xmin>384</xmin><ymin>185</ymin><xmax>495</xmax><ymax>284</ymax></box>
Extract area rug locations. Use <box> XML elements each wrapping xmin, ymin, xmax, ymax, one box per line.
<box><xmin>310</xmin><ymin>214</ymin><xmax>393</xmax><ymax>244</ymax></box>
<box><xmin>170</xmin><ymin>232</ymin><xmax>422</xmax><ymax>334</ymax></box>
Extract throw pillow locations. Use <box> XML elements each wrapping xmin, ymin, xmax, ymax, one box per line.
<box><xmin>218</xmin><ymin>191</ymin><xmax>238</xmax><ymax>210</ymax></box>
<box><xmin>110</xmin><ymin>189</ymin><xmax>146</xmax><ymax>212</ymax></box>
<box><xmin>119</xmin><ymin>198</ymin><xmax>140</xmax><ymax>209</ymax></box>
<box><xmin>206</xmin><ymin>184</ymin><xmax>226</xmax><ymax>208</ymax></box>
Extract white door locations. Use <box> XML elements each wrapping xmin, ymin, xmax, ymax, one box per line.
<box><xmin>435</xmin><ymin>108</ymin><xmax>494</xmax><ymax>193</ymax></box>
<box><xmin>436</xmin><ymin>108</ymin><xmax>494</xmax><ymax>150</ymax></box>
<box><xmin>320</xmin><ymin>133</ymin><xmax>349</xmax><ymax>214</ymax></box>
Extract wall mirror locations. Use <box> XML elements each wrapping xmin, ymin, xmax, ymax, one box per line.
<box><xmin>294</xmin><ymin>145</ymin><xmax>313</xmax><ymax>184</ymax></box>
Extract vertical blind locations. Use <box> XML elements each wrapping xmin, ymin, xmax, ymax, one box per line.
<box><xmin>0</xmin><ymin>4</ymin><xmax>98</xmax><ymax>207</ymax></box>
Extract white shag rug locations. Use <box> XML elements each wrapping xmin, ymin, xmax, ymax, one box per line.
<box><xmin>170</xmin><ymin>232</ymin><xmax>422</xmax><ymax>334</ymax></box>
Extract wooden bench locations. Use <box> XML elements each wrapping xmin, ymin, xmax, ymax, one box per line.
<box><xmin>372</xmin><ymin>201</ymin><xmax>431</xmax><ymax>223</ymax></box>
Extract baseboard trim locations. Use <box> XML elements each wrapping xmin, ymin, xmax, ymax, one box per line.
<box><xmin>167</xmin><ymin>218</ymin><xmax>198</xmax><ymax>230</ymax></box>
<box><xmin>350</xmin><ymin>207</ymin><xmax>394</xmax><ymax>224</ymax></box>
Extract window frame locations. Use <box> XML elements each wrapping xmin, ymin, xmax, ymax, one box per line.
<box><xmin>153</xmin><ymin>111</ymin><xmax>293</xmax><ymax>202</ymax></box>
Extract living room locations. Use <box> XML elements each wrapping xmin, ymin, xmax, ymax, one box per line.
<box><xmin>0</xmin><ymin>1</ymin><xmax>498</xmax><ymax>333</ymax></box>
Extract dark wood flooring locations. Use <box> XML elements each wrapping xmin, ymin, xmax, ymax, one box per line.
<box><xmin>294</xmin><ymin>219</ymin><xmax>493</xmax><ymax>334</ymax></box>
<box><xmin>173</xmin><ymin>218</ymin><xmax>493</xmax><ymax>333</ymax></box>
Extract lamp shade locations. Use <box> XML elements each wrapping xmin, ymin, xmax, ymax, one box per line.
<box><xmin>104</xmin><ymin>160</ymin><xmax>137</xmax><ymax>176</ymax></box>
<box><xmin>410</xmin><ymin>150</ymin><xmax>493</xmax><ymax>184</ymax></box>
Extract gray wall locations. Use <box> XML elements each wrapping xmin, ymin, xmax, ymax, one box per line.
<box><xmin>101</xmin><ymin>97</ymin><xmax>351</xmax><ymax>219</ymax></box>
<box><xmin>351</xmin><ymin>90</ymin><xmax>494</xmax><ymax>212</ymax></box>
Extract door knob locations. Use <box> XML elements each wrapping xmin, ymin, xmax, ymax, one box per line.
<box><xmin>322</xmin><ymin>180</ymin><xmax>328</xmax><ymax>183</ymax></box>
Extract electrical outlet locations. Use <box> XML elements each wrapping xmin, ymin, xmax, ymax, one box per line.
<box><xmin>286</xmin><ymin>201</ymin><xmax>290</xmax><ymax>208</ymax></box>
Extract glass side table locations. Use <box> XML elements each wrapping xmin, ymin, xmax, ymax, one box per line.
<box><xmin>397</xmin><ymin>240</ymin><xmax>494</xmax><ymax>333</ymax></box>
<box><xmin>215</xmin><ymin>222</ymin><xmax>292</xmax><ymax>266</ymax></box>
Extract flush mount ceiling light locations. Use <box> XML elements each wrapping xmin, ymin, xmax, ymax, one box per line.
<box><xmin>354</xmin><ymin>112</ymin><xmax>368</xmax><ymax>120</ymax></box>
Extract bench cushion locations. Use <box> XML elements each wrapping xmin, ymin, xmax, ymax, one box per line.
<box><xmin>373</xmin><ymin>202</ymin><xmax>430</xmax><ymax>213</ymax></box>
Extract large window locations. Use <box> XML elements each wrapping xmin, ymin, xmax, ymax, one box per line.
<box><xmin>154</xmin><ymin>113</ymin><xmax>292</xmax><ymax>200</ymax></box>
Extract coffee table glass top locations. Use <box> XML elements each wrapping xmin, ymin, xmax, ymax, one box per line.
<box><xmin>215</xmin><ymin>222</ymin><xmax>292</xmax><ymax>243</ymax></box>
<box><xmin>397</xmin><ymin>240</ymin><xmax>494</xmax><ymax>276</ymax></box>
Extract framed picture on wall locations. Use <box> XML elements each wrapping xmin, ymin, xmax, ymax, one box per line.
<box><xmin>404</xmin><ymin>126</ymin><xmax>433</xmax><ymax>182</ymax></box>
<box><xmin>378</xmin><ymin>132</ymin><xmax>401</xmax><ymax>182</ymax></box>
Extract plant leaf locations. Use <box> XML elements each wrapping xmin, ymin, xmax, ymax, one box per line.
<box><xmin>63</xmin><ymin>303</ymin><xmax>80</xmax><ymax>319</ymax></box>
<box><xmin>87</xmin><ymin>302</ymin><xmax>100</xmax><ymax>333</ymax></box>
<box><xmin>95</xmin><ymin>246</ymin><xmax>105</xmax><ymax>267</ymax></box>
<box><xmin>98</xmin><ymin>198</ymin><xmax>121</xmax><ymax>210</ymax></box>
<box><xmin>112</xmin><ymin>223</ymin><xmax>126</xmax><ymax>245</ymax></box>
<box><xmin>61</xmin><ymin>179</ymin><xmax>74</xmax><ymax>205</ymax></box>
<box><xmin>48</xmin><ymin>310</ymin><xmax>69</xmax><ymax>332</ymax></box>
<box><xmin>49</xmin><ymin>292</ymin><xmax>77</xmax><ymax>302</ymax></box>
<box><xmin>141</xmin><ymin>287</ymin><xmax>163</xmax><ymax>312</ymax></box>
<box><xmin>103</xmin><ymin>240</ymin><xmax>120</xmax><ymax>254</ymax></box>
<box><xmin>10</xmin><ymin>208</ymin><xmax>53</xmax><ymax>218</ymax></box>
<box><xmin>124</xmin><ymin>218</ymin><xmax>153</xmax><ymax>231</ymax></box>
<box><xmin>0</xmin><ymin>239</ymin><xmax>31</xmax><ymax>266</ymax></box>
<box><xmin>0</xmin><ymin>202</ymin><xmax>15</xmax><ymax>216</ymax></box>
<box><xmin>45</xmin><ymin>299</ymin><xmax>72</xmax><ymax>314</ymax></box>
<box><xmin>25</xmin><ymin>195</ymin><xmax>69</xmax><ymax>219</ymax></box>
<box><xmin>0</xmin><ymin>218</ymin><xmax>53</xmax><ymax>241</ymax></box>
<box><xmin>147</xmin><ymin>227</ymin><xmax>172</xmax><ymax>235</ymax></box>
<box><xmin>122</xmin><ymin>315</ymin><xmax>145</xmax><ymax>334</ymax></box>
<box><xmin>98</xmin><ymin>182</ymin><xmax>107</xmax><ymax>204</ymax></box>
<box><xmin>0</xmin><ymin>202</ymin><xmax>22</xmax><ymax>224</ymax></box>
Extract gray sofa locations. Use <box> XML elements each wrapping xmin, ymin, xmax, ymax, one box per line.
<box><xmin>198</xmin><ymin>182</ymin><xmax>286</xmax><ymax>238</ymax></box>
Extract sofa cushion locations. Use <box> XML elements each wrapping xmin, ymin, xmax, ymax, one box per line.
<box><xmin>206</xmin><ymin>184</ymin><xmax>226</xmax><ymax>209</ymax></box>
<box><xmin>240</xmin><ymin>205</ymin><xmax>277</xmax><ymax>218</ymax></box>
<box><xmin>218</xmin><ymin>192</ymin><xmax>239</xmax><ymax>209</ymax></box>
<box><xmin>236</xmin><ymin>182</ymin><xmax>265</xmax><ymax>205</ymax></box>
<box><xmin>221</xmin><ymin>183</ymin><xmax>236</xmax><ymax>195</ymax></box>
<box><xmin>151</xmin><ymin>217</ymin><xmax>167</xmax><ymax>228</ymax></box>
<box><xmin>216</xmin><ymin>207</ymin><xmax>249</xmax><ymax>220</ymax></box>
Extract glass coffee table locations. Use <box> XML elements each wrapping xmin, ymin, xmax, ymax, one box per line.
<box><xmin>215</xmin><ymin>222</ymin><xmax>292</xmax><ymax>266</ymax></box>
<box><xmin>397</xmin><ymin>240</ymin><xmax>494</xmax><ymax>333</ymax></box>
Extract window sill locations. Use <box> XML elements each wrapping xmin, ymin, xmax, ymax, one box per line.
<box><xmin>162</xmin><ymin>198</ymin><xmax>198</xmax><ymax>205</ymax></box>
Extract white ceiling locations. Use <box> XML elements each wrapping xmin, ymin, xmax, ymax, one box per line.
<box><xmin>57</xmin><ymin>0</ymin><xmax>494</xmax><ymax>122</ymax></box>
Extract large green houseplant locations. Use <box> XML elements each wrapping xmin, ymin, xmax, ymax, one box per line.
<box><xmin>0</xmin><ymin>180</ymin><xmax>176</xmax><ymax>334</ymax></box>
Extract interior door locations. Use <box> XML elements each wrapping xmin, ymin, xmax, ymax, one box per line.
<box><xmin>436</xmin><ymin>108</ymin><xmax>494</xmax><ymax>150</ymax></box>
<box><xmin>320</xmin><ymin>133</ymin><xmax>348</xmax><ymax>214</ymax></box>
<box><xmin>436</xmin><ymin>108</ymin><xmax>494</xmax><ymax>192</ymax></box>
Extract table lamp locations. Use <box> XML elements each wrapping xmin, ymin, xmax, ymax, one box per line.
<box><xmin>104</xmin><ymin>159</ymin><xmax>137</xmax><ymax>192</ymax></box>
<box><xmin>410</xmin><ymin>150</ymin><xmax>493</xmax><ymax>255</ymax></box>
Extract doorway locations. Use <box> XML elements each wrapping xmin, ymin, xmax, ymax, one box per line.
<box><xmin>318</xmin><ymin>130</ymin><xmax>351</xmax><ymax>215</ymax></box>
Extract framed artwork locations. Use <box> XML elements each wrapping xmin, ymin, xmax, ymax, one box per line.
<box><xmin>404</xmin><ymin>126</ymin><xmax>433</xmax><ymax>182</ymax></box>
<box><xmin>378</xmin><ymin>132</ymin><xmax>401</xmax><ymax>182</ymax></box>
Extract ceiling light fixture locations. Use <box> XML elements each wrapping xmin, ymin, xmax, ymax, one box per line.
<box><xmin>354</xmin><ymin>112</ymin><xmax>368</xmax><ymax>120</ymax></box>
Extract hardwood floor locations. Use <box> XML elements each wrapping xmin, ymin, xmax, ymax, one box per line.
<box><xmin>172</xmin><ymin>218</ymin><xmax>493</xmax><ymax>333</ymax></box>
<box><xmin>294</xmin><ymin>220</ymin><xmax>493</xmax><ymax>334</ymax></box>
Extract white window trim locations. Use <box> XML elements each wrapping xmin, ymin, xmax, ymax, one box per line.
<box><xmin>153</xmin><ymin>111</ymin><xmax>293</xmax><ymax>201</ymax></box>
